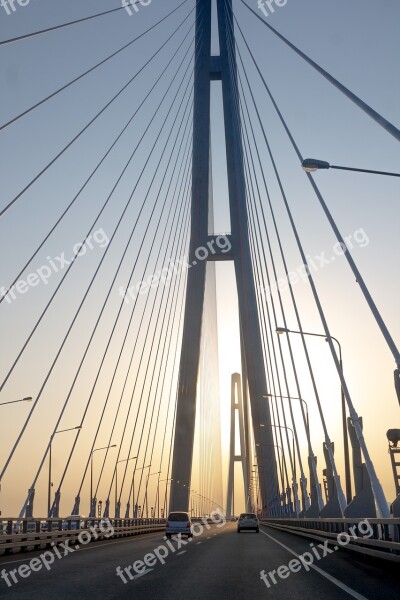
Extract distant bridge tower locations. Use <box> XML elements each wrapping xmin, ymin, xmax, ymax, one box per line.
<box><xmin>226</xmin><ymin>373</ymin><xmax>251</xmax><ymax>517</ymax></box>
<box><xmin>170</xmin><ymin>0</ymin><xmax>278</xmax><ymax>514</ymax></box>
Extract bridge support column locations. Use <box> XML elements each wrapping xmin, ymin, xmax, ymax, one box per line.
<box><xmin>240</xmin><ymin>332</ymin><xmax>252</xmax><ymax>512</ymax></box>
<box><xmin>170</xmin><ymin>0</ymin><xmax>278</xmax><ymax>515</ymax></box>
<box><xmin>320</xmin><ymin>443</ymin><xmax>345</xmax><ymax>517</ymax></box>
<box><xmin>103</xmin><ymin>498</ymin><xmax>110</xmax><ymax>519</ymax></box>
<box><xmin>72</xmin><ymin>495</ymin><xmax>80</xmax><ymax>515</ymax></box>
<box><xmin>89</xmin><ymin>497</ymin><xmax>97</xmax><ymax>518</ymax></box>
<box><xmin>51</xmin><ymin>490</ymin><xmax>61</xmax><ymax>518</ymax></box>
<box><xmin>226</xmin><ymin>373</ymin><xmax>250</xmax><ymax>517</ymax></box>
<box><xmin>292</xmin><ymin>481</ymin><xmax>301</xmax><ymax>516</ymax></box>
<box><xmin>304</xmin><ymin>456</ymin><xmax>322</xmax><ymax>517</ymax></box>
<box><xmin>25</xmin><ymin>488</ymin><xmax>35</xmax><ymax>518</ymax></box>
<box><xmin>169</xmin><ymin>0</ymin><xmax>212</xmax><ymax>513</ymax></box>
<box><xmin>344</xmin><ymin>417</ymin><xmax>376</xmax><ymax>518</ymax></box>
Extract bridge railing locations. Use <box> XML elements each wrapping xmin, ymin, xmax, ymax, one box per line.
<box><xmin>261</xmin><ymin>518</ymin><xmax>400</xmax><ymax>562</ymax></box>
<box><xmin>0</xmin><ymin>517</ymin><xmax>166</xmax><ymax>555</ymax></box>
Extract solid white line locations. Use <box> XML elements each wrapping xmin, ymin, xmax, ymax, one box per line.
<box><xmin>0</xmin><ymin>532</ymin><xmax>164</xmax><ymax>567</ymax></box>
<box><xmin>176</xmin><ymin>551</ymin><xmax>186</xmax><ymax>556</ymax></box>
<box><xmin>259</xmin><ymin>529</ymin><xmax>369</xmax><ymax>600</ymax></box>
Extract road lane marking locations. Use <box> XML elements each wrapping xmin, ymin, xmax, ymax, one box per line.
<box><xmin>259</xmin><ymin>529</ymin><xmax>369</xmax><ymax>600</ymax></box>
<box><xmin>196</xmin><ymin>542</ymin><xmax>202</xmax><ymax>545</ymax></box>
<box><xmin>177</xmin><ymin>551</ymin><xmax>186</xmax><ymax>556</ymax></box>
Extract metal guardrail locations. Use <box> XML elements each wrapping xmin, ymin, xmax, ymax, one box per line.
<box><xmin>260</xmin><ymin>518</ymin><xmax>400</xmax><ymax>562</ymax></box>
<box><xmin>0</xmin><ymin>518</ymin><xmax>166</xmax><ymax>554</ymax></box>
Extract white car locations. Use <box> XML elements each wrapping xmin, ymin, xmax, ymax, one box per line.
<box><xmin>165</xmin><ymin>511</ymin><xmax>193</xmax><ymax>539</ymax></box>
<box><xmin>237</xmin><ymin>512</ymin><xmax>259</xmax><ymax>533</ymax></box>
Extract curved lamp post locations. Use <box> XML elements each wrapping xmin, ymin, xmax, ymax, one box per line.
<box><xmin>0</xmin><ymin>396</ymin><xmax>33</xmax><ymax>406</ymax></box>
<box><xmin>90</xmin><ymin>445</ymin><xmax>117</xmax><ymax>516</ymax></box>
<box><xmin>48</xmin><ymin>426</ymin><xmax>81</xmax><ymax>515</ymax></box>
<box><xmin>276</xmin><ymin>326</ymin><xmax>351</xmax><ymax>503</ymax></box>
<box><xmin>302</xmin><ymin>158</ymin><xmax>400</xmax><ymax>177</ymax></box>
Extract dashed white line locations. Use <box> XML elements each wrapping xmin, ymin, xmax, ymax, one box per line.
<box><xmin>177</xmin><ymin>551</ymin><xmax>186</xmax><ymax>556</ymax></box>
<box><xmin>196</xmin><ymin>542</ymin><xmax>202</xmax><ymax>545</ymax></box>
<box><xmin>259</xmin><ymin>529</ymin><xmax>369</xmax><ymax>600</ymax></box>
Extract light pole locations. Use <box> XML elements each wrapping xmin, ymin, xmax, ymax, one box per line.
<box><xmin>131</xmin><ymin>464</ymin><xmax>151</xmax><ymax>518</ymax></box>
<box><xmin>264</xmin><ymin>394</ymin><xmax>309</xmax><ymax>435</ymax></box>
<box><xmin>115</xmin><ymin>456</ymin><xmax>137</xmax><ymax>517</ymax></box>
<box><xmin>144</xmin><ymin>471</ymin><xmax>161</xmax><ymax>518</ymax></box>
<box><xmin>276</xmin><ymin>326</ymin><xmax>352</xmax><ymax>503</ymax></box>
<box><xmin>301</xmin><ymin>158</ymin><xmax>400</xmax><ymax>178</ymax></box>
<box><xmin>190</xmin><ymin>488</ymin><xmax>197</xmax><ymax>517</ymax></box>
<box><xmin>156</xmin><ymin>477</ymin><xmax>172</xmax><ymax>519</ymax></box>
<box><xmin>48</xmin><ymin>426</ymin><xmax>81</xmax><ymax>516</ymax></box>
<box><xmin>90</xmin><ymin>445</ymin><xmax>117</xmax><ymax>516</ymax></box>
<box><xmin>0</xmin><ymin>396</ymin><xmax>32</xmax><ymax>406</ymax></box>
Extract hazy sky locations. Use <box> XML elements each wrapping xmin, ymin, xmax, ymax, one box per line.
<box><xmin>0</xmin><ymin>0</ymin><xmax>399</xmax><ymax>517</ymax></box>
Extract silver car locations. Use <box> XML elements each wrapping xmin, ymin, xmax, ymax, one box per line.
<box><xmin>237</xmin><ymin>512</ymin><xmax>259</xmax><ymax>533</ymax></box>
<box><xmin>165</xmin><ymin>511</ymin><xmax>193</xmax><ymax>539</ymax></box>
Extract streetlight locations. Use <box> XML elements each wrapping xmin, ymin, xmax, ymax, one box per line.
<box><xmin>115</xmin><ymin>456</ymin><xmax>137</xmax><ymax>517</ymax></box>
<box><xmin>190</xmin><ymin>488</ymin><xmax>197</xmax><ymax>517</ymax></box>
<box><xmin>276</xmin><ymin>326</ymin><xmax>352</xmax><ymax>503</ymax></box>
<box><xmin>156</xmin><ymin>477</ymin><xmax>172</xmax><ymax>519</ymax></box>
<box><xmin>90</xmin><ymin>444</ymin><xmax>117</xmax><ymax>516</ymax></box>
<box><xmin>145</xmin><ymin>471</ymin><xmax>161</xmax><ymax>518</ymax></box>
<box><xmin>0</xmin><ymin>396</ymin><xmax>33</xmax><ymax>406</ymax></box>
<box><xmin>48</xmin><ymin>426</ymin><xmax>81</xmax><ymax>515</ymax></box>
<box><xmin>301</xmin><ymin>158</ymin><xmax>400</xmax><ymax>177</ymax></box>
<box><xmin>264</xmin><ymin>393</ymin><xmax>309</xmax><ymax>434</ymax></box>
<box><xmin>131</xmin><ymin>464</ymin><xmax>151</xmax><ymax>518</ymax></box>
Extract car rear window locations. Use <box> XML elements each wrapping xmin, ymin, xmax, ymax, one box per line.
<box><xmin>167</xmin><ymin>512</ymin><xmax>189</xmax><ymax>522</ymax></box>
<box><xmin>240</xmin><ymin>513</ymin><xmax>257</xmax><ymax>519</ymax></box>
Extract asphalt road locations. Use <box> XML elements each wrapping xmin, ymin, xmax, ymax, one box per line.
<box><xmin>0</xmin><ymin>522</ymin><xmax>398</xmax><ymax>600</ymax></box>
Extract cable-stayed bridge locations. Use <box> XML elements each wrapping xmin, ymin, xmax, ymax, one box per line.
<box><xmin>0</xmin><ymin>1</ymin><xmax>399</xmax><ymax>598</ymax></box>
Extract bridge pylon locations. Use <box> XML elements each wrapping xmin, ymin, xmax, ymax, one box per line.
<box><xmin>169</xmin><ymin>0</ymin><xmax>278</xmax><ymax>515</ymax></box>
<box><xmin>226</xmin><ymin>373</ymin><xmax>251</xmax><ymax>518</ymax></box>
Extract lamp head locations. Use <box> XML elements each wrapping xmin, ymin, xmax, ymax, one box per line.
<box><xmin>387</xmin><ymin>429</ymin><xmax>400</xmax><ymax>447</ymax></box>
<box><xmin>276</xmin><ymin>327</ymin><xmax>289</xmax><ymax>335</ymax></box>
<box><xmin>302</xmin><ymin>158</ymin><xmax>330</xmax><ymax>172</ymax></box>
